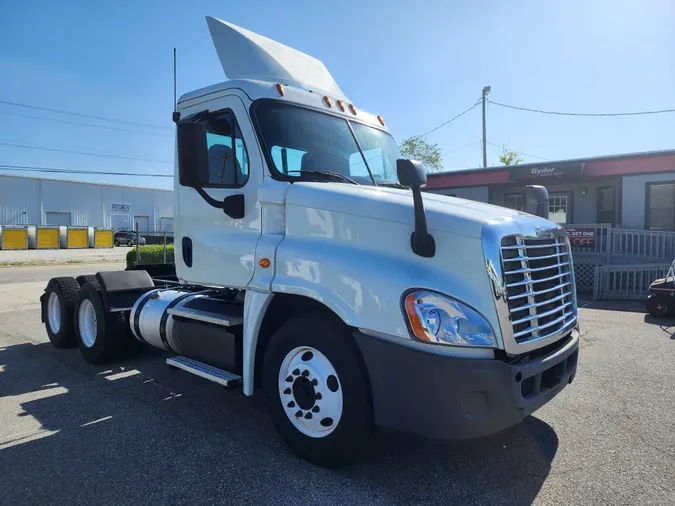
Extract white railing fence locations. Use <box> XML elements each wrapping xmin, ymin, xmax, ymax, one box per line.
<box><xmin>569</xmin><ymin>224</ymin><xmax>675</xmax><ymax>263</ymax></box>
<box><xmin>593</xmin><ymin>264</ymin><xmax>669</xmax><ymax>300</ymax></box>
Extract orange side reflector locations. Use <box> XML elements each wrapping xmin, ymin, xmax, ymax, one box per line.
<box><xmin>405</xmin><ymin>293</ymin><xmax>430</xmax><ymax>341</ymax></box>
<box><xmin>259</xmin><ymin>258</ymin><xmax>271</xmax><ymax>268</ymax></box>
<box><xmin>275</xmin><ymin>83</ymin><xmax>285</xmax><ymax>96</ymax></box>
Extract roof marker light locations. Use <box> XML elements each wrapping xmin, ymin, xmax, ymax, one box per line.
<box><xmin>377</xmin><ymin>115</ymin><xmax>385</xmax><ymax>126</ymax></box>
<box><xmin>336</xmin><ymin>100</ymin><xmax>346</xmax><ymax>112</ymax></box>
<box><xmin>275</xmin><ymin>83</ymin><xmax>285</xmax><ymax>96</ymax></box>
<box><xmin>349</xmin><ymin>104</ymin><xmax>357</xmax><ymax>115</ymax></box>
<box><xmin>323</xmin><ymin>95</ymin><xmax>333</xmax><ymax>108</ymax></box>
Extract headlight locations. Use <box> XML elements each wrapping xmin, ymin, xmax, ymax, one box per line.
<box><xmin>403</xmin><ymin>290</ymin><xmax>496</xmax><ymax>347</ymax></box>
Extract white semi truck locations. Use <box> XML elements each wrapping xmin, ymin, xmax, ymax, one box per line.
<box><xmin>40</xmin><ymin>17</ymin><xmax>579</xmax><ymax>467</ymax></box>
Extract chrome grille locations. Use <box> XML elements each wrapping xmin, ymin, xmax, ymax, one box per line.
<box><xmin>501</xmin><ymin>235</ymin><xmax>577</xmax><ymax>344</ymax></box>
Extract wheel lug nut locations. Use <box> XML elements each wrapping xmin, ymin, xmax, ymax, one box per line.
<box><xmin>301</xmin><ymin>370</ymin><xmax>309</xmax><ymax>377</ymax></box>
<box><xmin>312</xmin><ymin>405</ymin><xmax>320</xmax><ymax>413</ymax></box>
<box><xmin>304</xmin><ymin>412</ymin><xmax>313</xmax><ymax>420</ymax></box>
<box><xmin>315</xmin><ymin>393</ymin><xmax>322</xmax><ymax>400</ymax></box>
<box><xmin>285</xmin><ymin>375</ymin><xmax>293</xmax><ymax>382</ymax></box>
<box><xmin>311</xmin><ymin>379</ymin><xmax>318</xmax><ymax>386</ymax></box>
<box><xmin>287</xmin><ymin>401</ymin><xmax>295</xmax><ymax>408</ymax></box>
<box><xmin>283</xmin><ymin>388</ymin><xmax>291</xmax><ymax>395</ymax></box>
<box><xmin>295</xmin><ymin>410</ymin><xmax>303</xmax><ymax>418</ymax></box>
<box><xmin>292</xmin><ymin>368</ymin><xmax>300</xmax><ymax>376</ymax></box>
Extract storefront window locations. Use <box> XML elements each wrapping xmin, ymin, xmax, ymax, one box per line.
<box><xmin>597</xmin><ymin>186</ymin><xmax>616</xmax><ymax>226</ymax></box>
<box><xmin>549</xmin><ymin>193</ymin><xmax>571</xmax><ymax>224</ymax></box>
<box><xmin>504</xmin><ymin>193</ymin><xmax>523</xmax><ymax>211</ymax></box>
<box><xmin>647</xmin><ymin>182</ymin><xmax>675</xmax><ymax>230</ymax></box>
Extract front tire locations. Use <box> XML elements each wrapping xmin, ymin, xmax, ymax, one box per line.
<box><xmin>74</xmin><ymin>283</ymin><xmax>126</xmax><ymax>363</ymax></box>
<box><xmin>127</xmin><ymin>240</ymin><xmax>132</xmax><ymax>247</ymax></box>
<box><xmin>42</xmin><ymin>277</ymin><xmax>80</xmax><ymax>348</ymax></box>
<box><xmin>114</xmin><ymin>240</ymin><xmax>120</xmax><ymax>247</ymax></box>
<box><xmin>647</xmin><ymin>294</ymin><xmax>671</xmax><ymax>317</ymax></box>
<box><xmin>263</xmin><ymin>314</ymin><xmax>373</xmax><ymax>468</ymax></box>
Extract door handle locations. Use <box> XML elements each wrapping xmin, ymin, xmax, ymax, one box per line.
<box><xmin>182</xmin><ymin>237</ymin><xmax>193</xmax><ymax>267</ymax></box>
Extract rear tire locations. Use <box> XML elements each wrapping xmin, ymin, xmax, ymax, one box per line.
<box><xmin>647</xmin><ymin>294</ymin><xmax>671</xmax><ymax>317</ymax></box>
<box><xmin>42</xmin><ymin>277</ymin><xmax>80</xmax><ymax>348</ymax></box>
<box><xmin>76</xmin><ymin>275</ymin><xmax>99</xmax><ymax>289</ymax></box>
<box><xmin>263</xmin><ymin>314</ymin><xmax>373</xmax><ymax>468</ymax></box>
<box><xmin>74</xmin><ymin>283</ymin><xmax>126</xmax><ymax>363</ymax></box>
<box><xmin>114</xmin><ymin>240</ymin><xmax>120</xmax><ymax>247</ymax></box>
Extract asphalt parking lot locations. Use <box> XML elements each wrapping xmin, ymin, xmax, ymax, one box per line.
<box><xmin>0</xmin><ymin>265</ymin><xmax>674</xmax><ymax>505</ymax></box>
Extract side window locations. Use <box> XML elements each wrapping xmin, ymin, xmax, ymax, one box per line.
<box><xmin>205</xmin><ymin>110</ymin><xmax>249</xmax><ymax>187</ymax></box>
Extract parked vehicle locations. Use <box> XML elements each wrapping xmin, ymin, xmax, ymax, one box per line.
<box><xmin>39</xmin><ymin>17</ymin><xmax>579</xmax><ymax>467</ymax></box>
<box><xmin>646</xmin><ymin>258</ymin><xmax>675</xmax><ymax>317</ymax></box>
<box><xmin>114</xmin><ymin>231</ymin><xmax>146</xmax><ymax>247</ymax></box>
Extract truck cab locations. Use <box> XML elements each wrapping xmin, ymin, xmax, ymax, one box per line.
<box><xmin>41</xmin><ymin>17</ymin><xmax>579</xmax><ymax>467</ymax></box>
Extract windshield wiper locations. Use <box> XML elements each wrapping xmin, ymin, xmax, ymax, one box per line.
<box><xmin>375</xmin><ymin>180</ymin><xmax>406</xmax><ymax>189</ymax></box>
<box><xmin>289</xmin><ymin>170</ymin><xmax>360</xmax><ymax>185</ymax></box>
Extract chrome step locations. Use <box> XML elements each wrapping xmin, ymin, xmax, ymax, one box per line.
<box><xmin>166</xmin><ymin>356</ymin><xmax>242</xmax><ymax>387</ymax></box>
<box><xmin>167</xmin><ymin>306</ymin><xmax>243</xmax><ymax>327</ymax></box>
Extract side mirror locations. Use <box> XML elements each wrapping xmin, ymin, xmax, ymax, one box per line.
<box><xmin>524</xmin><ymin>185</ymin><xmax>549</xmax><ymax>219</ymax></box>
<box><xmin>396</xmin><ymin>159</ymin><xmax>427</xmax><ymax>188</ymax></box>
<box><xmin>177</xmin><ymin>121</ymin><xmax>209</xmax><ymax>187</ymax></box>
<box><xmin>396</xmin><ymin>159</ymin><xmax>435</xmax><ymax>258</ymax></box>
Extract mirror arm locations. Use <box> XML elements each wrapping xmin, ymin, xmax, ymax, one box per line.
<box><xmin>194</xmin><ymin>188</ymin><xmax>245</xmax><ymax>219</ymax></box>
<box><xmin>410</xmin><ymin>186</ymin><xmax>435</xmax><ymax>258</ymax></box>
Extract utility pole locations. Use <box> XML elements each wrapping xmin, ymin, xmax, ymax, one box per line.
<box><xmin>482</xmin><ymin>86</ymin><xmax>491</xmax><ymax>168</ymax></box>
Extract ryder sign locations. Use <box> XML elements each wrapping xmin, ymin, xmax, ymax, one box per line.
<box><xmin>511</xmin><ymin>162</ymin><xmax>585</xmax><ymax>181</ymax></box>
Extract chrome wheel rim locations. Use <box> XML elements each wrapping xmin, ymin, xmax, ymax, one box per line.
<box><xmin>47</xmin><ymin>292</ymin><xmax>61</xmax><ymax>334</ymax></box>
<box><xmin>78</xmin><ymin>299</ymin><xmax>97</xmax><ymax>348</ymax></box>
<box><xmin>278</xmin><ymin>346</ymin><xmax>342</xmax><ymax>438</ymax></box>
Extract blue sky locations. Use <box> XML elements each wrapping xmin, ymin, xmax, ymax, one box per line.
<box><xmin>0</xmin><ymin>0</ymin><xmax>673</xmax><ymax>190</ymax></box>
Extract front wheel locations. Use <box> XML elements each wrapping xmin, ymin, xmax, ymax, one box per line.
<box><xmin>127</xmin><ymin>240</ymin><xmax>132</xmax><ymax>247</ymax></box>
<box><xmin>263</xmin><ymin>314</ymin><xmax>373</xmax><ymax>468</ymax></box>
<box><xmin>114</xmin><ymin>240</ymin><xmax>120</xmax><ymax>247</ymax></box>
<box><xmin>647</xmin><ymin>294</ymin><xmax>672</xmax><ymax>317</ymax></box>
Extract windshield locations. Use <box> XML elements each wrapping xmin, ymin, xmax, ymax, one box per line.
<box><xmin>253</xmin><ymin>101</ymin><xmax>401</xmax><ymax>185</ymax></box>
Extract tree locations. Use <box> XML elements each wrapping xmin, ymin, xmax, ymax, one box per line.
<box><xmin>499</xmin><ymin>147</ymin><xmax>522</xmax><ymax>166</ymax></box>
<box><xmin>399</xmin><ymin>137</ymin><xmax>443</xmax><ymax>172</ymax></box>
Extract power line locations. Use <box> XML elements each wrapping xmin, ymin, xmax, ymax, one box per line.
<box><xmin>488</xmin><ymin>99</ymin><xmax>675</xmax><ymax>117</ymax></box>
<box><xmin>486</xmin><ymin>140</ymin><xmax>550</xmax><ymax>161</ymax></box>
<box><xmin>0</xmin><ymin>99</ymin><xmax>173</xmax><ymax>130</ymax></box>
<box><xmin>417</xmin><ymin>99</ymin><xmax>481</xmax><ymax>138</ymax></box>
<box><xmin>0</xmin><ymin>141</ymin><xmax>172</xmax><ymax>164</ymax></box>
<box><xmin>441</xmin><ymin>140</ymin><xmax>481</xmax><ymax>155</ymax></box>
<box><xmin>0</xmin><ymin>164</ymin><xmax>173</xmax><ymax>178</ymax></box>
<box><xmin>0</xmin><ymin>110</ymin><xmax>173</xmax><ymax>138</ymax></box>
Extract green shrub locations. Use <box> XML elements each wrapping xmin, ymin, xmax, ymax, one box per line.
<box><xmin>126</xmin><ymin>244</ymin><xmax>175</xmax><ymax>267</ymax></box>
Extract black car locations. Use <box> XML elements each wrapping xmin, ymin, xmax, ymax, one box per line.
<box><xmin>114</xmin><ymin>231</ymin><xmax>146</xmax><ymax>247</ymax></box>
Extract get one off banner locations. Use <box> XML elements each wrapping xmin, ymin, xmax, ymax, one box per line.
<box><xmin>565</xmin><ymin>227</ymin><xmax>595</xmax><ymax>248</ymax></box>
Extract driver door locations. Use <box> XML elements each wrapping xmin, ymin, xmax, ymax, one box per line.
<box><xmin>175</xmin><ymin>94</ymin><xmax>262</xmax><ymax>288</ymax></box>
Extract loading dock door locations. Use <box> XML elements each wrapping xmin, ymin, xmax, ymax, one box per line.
<box><xmin>134</xmin><ymin>216</ymin><xmax>149</xmax><ymax>233</ymax></box>
<box><xmin>159</xmin><ymin>217</ymin><xmax>173</xmax><ymax>233</ymax></box>
<box><xmin>45</xmin><ymin>212</ymin><xmax>71</xmax><ymax>226</ymax></box>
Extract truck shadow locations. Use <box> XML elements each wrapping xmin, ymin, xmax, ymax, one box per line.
<box><xmin>642</xmin><ymin>315</ymin><xmax>675</xmax><ymax>339</ymax></box>
<box><xmin>0</xmin><ymin>341</ymin><xmax>557</xmax><ymax>505</ymax></box>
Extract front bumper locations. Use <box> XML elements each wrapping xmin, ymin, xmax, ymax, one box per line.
<box><xmin>353</xmin><ymin>328</ymin><xmax>579</xmax><ymax>439</ymax></box>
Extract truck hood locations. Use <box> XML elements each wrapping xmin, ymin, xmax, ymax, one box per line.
<box><xmin>285</xmin><ymin>182</ymin><xmax>540</xmax><ymax>238</ymax></box>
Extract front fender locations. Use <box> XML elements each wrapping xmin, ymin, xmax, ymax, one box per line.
<box><xmin>272</xmin><ymin>207</ymin><xmax>502</xmax><ymax>347</ymax></box>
